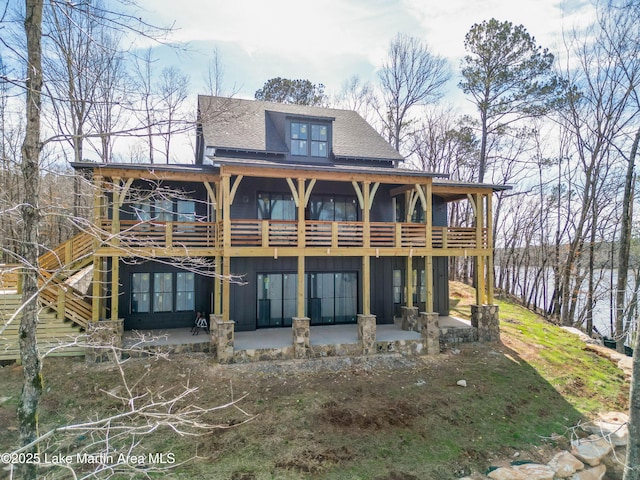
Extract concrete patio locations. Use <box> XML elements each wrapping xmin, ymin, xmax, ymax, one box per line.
<box><xmin>122</xmin><ymin>316</ymin><xmax>474</xmax><ymax>352</ymax></box>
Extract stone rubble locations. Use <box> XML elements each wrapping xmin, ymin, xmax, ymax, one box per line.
<box><xmin>459</xmin><ymin>411</ymin><xmax>626</xmax><ymax>480</ymax></box>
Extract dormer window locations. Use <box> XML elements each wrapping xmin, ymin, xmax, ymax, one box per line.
<box><xmin>291</xmin><ymin>121</ymin><xmax>328</xmax><ymax>158</ymax></box>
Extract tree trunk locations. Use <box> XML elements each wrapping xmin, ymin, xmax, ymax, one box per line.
<box><xmin>624</xmin><ymin>325</ymin><xmax>640</xmax><ymax>480</ymax></box>
<box><xmin>616</xmin><ymin>128</ymin><xmax>639</xmax><ymax>352</ymax></box>
<box><xmin>18</xmin><ymin>1</ymin><xmax>44</xmax><ymax>479</ymax></box>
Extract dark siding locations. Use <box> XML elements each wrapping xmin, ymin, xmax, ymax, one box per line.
<box><xmin>229</xmin><ymin>256</ymin><xmax>362</xmax><ymax>331</ymax></box>
<box><xmin>119</xmin><ymin>259</ymin><xmax>211</xmax><ymax>331</ymax></box>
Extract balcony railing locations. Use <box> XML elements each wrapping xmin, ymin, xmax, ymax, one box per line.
<box><xmin>101</xmin><ymin>219</ymin><xmax>487</xmax><ymax>251</ymax></box>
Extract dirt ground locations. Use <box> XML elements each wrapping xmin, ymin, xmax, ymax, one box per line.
<box><xmin>0</xmin><ymin>294</ymin><xmax>630</xmax><ymax>479</ymax></box>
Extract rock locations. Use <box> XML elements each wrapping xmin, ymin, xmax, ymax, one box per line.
<box><xmin>511</xmin><ymin>463</ymin><xmax>555</xmax><ymax>479</ymax></box>
<box><xmin>582</xmin><ymin>411</ymin><xmax>629</xmax><ymax>447</ymax></box>
<box><xmin>457</xmin><ymin>379</ymin><xmax>467</xmax><ymax>387</ymax></box>
<box><xmin>570</xmin><ymin>464</ymin><xmax>606</xmax><ymax>480</ymax></box>
<box><xmin>571</xmin><ymin>435</ymin><xmax>612</xmax><ymax>466</ymax></box>
<box><xmin>487</xmin><ymin>466</ymin><xmax>528</xmax><ymax>480</ymax></box>
<box><xmin>548</xmin><ymin>451</ymin><xmax>584</xmax><ymax>478</ymax></box>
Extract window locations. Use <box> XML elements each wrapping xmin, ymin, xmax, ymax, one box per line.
<box><xmin>132</xmin><ymin>203</ymin><xmax>151</xmax><ymax>223</ymax></box>
<box><xmin>309</xmin><ymin>195</ymin><xmax>358</xmax><ymax>221</ymax></box>
<box><xmin>257</xmin><ymin>193</ymin><xmax>296</xmax><ymax>220</ymax></box>
<box><xmin>155</xmin><ymin>199</ymin><xmax>174</xmax><ymax>222</ymax></box>
<box><xmin>311</xmin><ymin>124</ymin><xmax>328</xmax><ymax>157</ymax></box>
<box><xmin>177</xmin><ymin>200</ymin><xmax>196</xmax><ymax>223</ymax></box>
<box><xmin>291</xmin><ymin>122</ymin><xmax>329</xmax><ymax>158</ymax></box>
<box><xmin>393</xmin><ymin>269</ymin><xmax>403</xmax><ymax>304</ymax></box>
<box><xmin>131</xmin><ymin>273</ymin><xmax>150</xmax><ymax>313</ymax></box>
<box><xmin>153</xmin><ymin>273</ymin><xmax>173</xmax><ymax>312</ymax></box>
<box><xmin>130</xmin><ymin>272</ymin><xmax>196</xmax><ymax>314</ymax></box>
<box><xmin>257</xmin><ymin>273</ymin><xmax>297</xmax><ymax>327</ymax></box>
<box><xmin>307</xmin><ymin>272</ymin><xmax>357</xmax><ymax>324</ymax></box>
<box><xmin>176</xmin><ymin>272</ymin><xmax>195</xmax><ymax>311</ymax></box>
<box><xmin>395</xmin><ymin>198</ymin><xmax>425</xmax><ymax>223</ymax></box>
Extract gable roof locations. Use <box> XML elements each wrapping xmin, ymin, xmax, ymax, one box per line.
<box><xmin>197</xmin><ymin>95</ymin><xmax>405</xmax><ymax>164</ymax></box>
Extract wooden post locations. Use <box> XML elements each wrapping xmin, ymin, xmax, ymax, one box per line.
<box><xmin>57</xmin><ymin>287</ymin><xmax>66</xmax><ymax>320</ymax></box>
<box><xmin>111</xmin><ymin>256</ymin><xmax>119</xmax><ymax>321</ymax></box>
<box><xmin>425</xmin><ymin>181</ymin><xmax>434</xmax><ymax>312</ymax></box>
<box><xmin>214</xmin><ymin>254</ymin><xmax>221</xmax><ymax>315</ymax></box>
<box><xmin>165</xmin><ymin>222</ymin><xmax>173</xmax><ymax>248</ymax></box>
<box><xmin>221</xmin><ymin>175</ymin><xmax>231</xmax><ymax>321</ymax></box>
<box><xmin>363</xmin><ymin>181</ymin><xmax>370</xmax><ymax>248</ymax></box>
<box><xmin>65</xmin><ymin>241</ymin><xmax>73</xmax><ymax>269</ymax></box>
<box><xmin>297</xmin><ymin>255</ymin><xmax>305</xmax><ymax>318</ymax></box>
<box><xmin>297</xmin><ymin>178</ymin><xmax>305</xmax><ymax>248</ymax></box>
<box><xmin>92</xmin><ymin>175</ymin><xmax>104</xmax><ymax>322</ymax></box>
<box><xmin>406</xmin><ymin>256</ymin><xmax>414</xmax><ymax>308</ymax></box>
<box><xmin>362</xmin><ymin>255</ymin><xmax>370</xmax><ymax>315</ymax></box>
<box><xmin>487</xmin><ymin>193</ymin><xmax>494</xmax><ymax>304</ymax></box>
<box><xmin>475</xmin><ymin>193</ymin><xmax>486</xmax><ymax>305</ymax></box>
<box><xmin>297</xmin><ymin>179</ymin><xmax>306</xmax><ymax>319</ymax></box>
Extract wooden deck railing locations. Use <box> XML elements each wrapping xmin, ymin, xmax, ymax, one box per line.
<box><xmin>40</xmin><ymin>231</ymin><xmax>94</xmax><ymax>274</ymax></box>
<box><xmin>101</xmin><ymin>220</ymin><xmax>487</xmax><ymax>250</ymax></box>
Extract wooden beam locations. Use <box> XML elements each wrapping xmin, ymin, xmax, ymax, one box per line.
<box><xmin>426</xmin><ymin>255</ymin><xmax>434</xmax><ymax>312</ymax></box>
<box><xmin>220</xmin><ymin>163</ymin><xmax>443</xmax><ymax>185</ymax></box>
<box><xmin>363</xmin><ymin>181</ymin><xmax>370</xmax><ymax>249</ymax></box>
<box><xmin>475</xmin><ymin>193</ymin><xmax>485</xmax><ymax>305</ymax></box>
<box><xmin>415</xmin><ymin>184</ymin><xmax>427</xmax><ymax>212</ymax></box>
<box><xmin>204</xmin><ymin>181</ymin><xmax>217</xmax><ymax>208</ymax></box>
<box><xmin>369</xmin><ymin>182</ymin><xmax>380</xmax><ymax>209</ymax></box>
<box><xmin>303</xmin><ymin>179</ymin><xmax>316</xmax><ymax>207</ymax></box>
<box><xmin>229</xmin><ymin>175</ymin><xmax>244</xmax><ymax>205</ymax></box>
<box><xmin>297</xmin><ymin>179</ymin><xmax>305</xmax><ymax>248</ymax></box>
<box><xmin>222</xmin><ymin>257</ymin><xmax>230</xmax><ymax>320</ymax></box>
<box><xmin>222</xmin><ymin>176</ymin><xmax>231</xmax><ymax>250</ymax></box>
<box><xmin>487</xmin><ymin>193</ymin><xmax>494</xmax><ymax>304</ymax></box>
<box><xmin>214</xmin><ymin>254</ymin><xmax>221</xmax><ymax>315</ymax></box>
<box><xmin>111</xmin><ymin>257</ymin><xmax>119</xmax><ymax>321</ymax></box>
<box><xmin>286</xmin><ymin>178</ymin><xmax>300</xmax><ymax>207</ymax></box>
<box><xmin>406</xmin><ymin>257</ymin><xmax>413</xmax><ymax>308</ymax></box>
<box><xmin>352</xmin><ymin>181</ymin><xmax>364</xmax><ymax>209</ymax></box>
<box><xmin>90</xmin><ymin>166</ymin><xmax>220</xmax><ymax>183</ymax></box>
<box><xmin>362</xmin><ymin>255</ymin><xmax>370</xmax><ymax>315</ymax></box>
<box><xmin>118</xmin><ymin>178</ymin><xmax>134</xmax><ymax>206</ymax></box>
<box><xmin>297</xmin><ymin>255</ymin><xmax>305</xmax><ymax>317</ymax></box>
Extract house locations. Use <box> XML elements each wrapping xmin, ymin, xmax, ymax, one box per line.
<box><xmin>0</xmin><ymin>96</ymin><xmax>507</xmax><ymax>362</ymax></box>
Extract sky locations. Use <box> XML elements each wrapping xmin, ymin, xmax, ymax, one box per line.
<box><xmin>134</xmin><ymin>0</ymin><xmax>596</xmax><ymax>104</ymax></box>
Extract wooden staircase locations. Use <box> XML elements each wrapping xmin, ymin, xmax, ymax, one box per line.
<box><xmin>0</xmin><ymin>232</ymin><xmax>96</xmax><ymax>360</ymax></box>
<box><xmin>0</xmin><ymin>294</ymin><xmax>85</xmax><ymax>360</ymax></box>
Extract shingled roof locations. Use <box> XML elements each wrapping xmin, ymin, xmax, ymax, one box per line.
<box><xmin>197</xmin><ymin>95</ymin><xmax>405</xmax><ymax>164</ymax></box>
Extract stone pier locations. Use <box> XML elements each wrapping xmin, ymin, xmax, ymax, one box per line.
<box><xmin>209</xmin><ymin>314</ymin><xmax>222</xmax><ymax>357</ymax></box>
<box><xmin>216</xmin><ymin>319</ymin><xmax>235</xmax><ymax>363</ymax></box>
<box><xmin>357</xmin><ymin>314</ymin><xmax>376</xmax><ymax>355</ymax></box>
<box><xmin>420</xmin><ymin>312</ymin><xmax>440</xmax><ymax>354</ymax></box>
<box><xmin>292</xmin><ymin>317</ymin><xmax>310</xmax><ymax>359</ymax></box>
<box><xmin>85</xmin><ymin>319</ymin><xmax>123</xmax><ymax>363</ymax></box>
<box><xmin>471</xmin><ymin>304</ymin><xmax>500</xmax><ymax>342</ymax></box>
<box><xmin>401</xmin><ymin>306</ymin><xmax>419</xmax><ymax>332</ymax></box>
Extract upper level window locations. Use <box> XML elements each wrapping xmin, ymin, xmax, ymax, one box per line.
<box><xmin>257</xmin><ymin>193</ymin><xmax>296</xmax><ymax>220</ymax></box>
<box><xmin>291</xmin><ymin>122</ymin><xmax>328</xmax><ymax>158</ymax></box>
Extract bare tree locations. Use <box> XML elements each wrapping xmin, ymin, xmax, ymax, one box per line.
<box><xmin>377</xmin><ymin>33</ymin><xmax>450</xmax><ymax>160</ymax></box>
<box><xmin>157</xmin><ymin>66</ymin><xmax>190</xmax><ymax>163</ymax></box>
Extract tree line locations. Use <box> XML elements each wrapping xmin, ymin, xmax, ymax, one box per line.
<box><xmin>3</xmin><ymin>0</ymin><xmax>640</xmax><ymax>478</ymax></box>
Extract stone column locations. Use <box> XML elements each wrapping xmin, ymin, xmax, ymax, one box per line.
<box><xmin>471</xmin><ymin>304</ymin><xmax>500</xmax><ymax>342</ymax></box>
<box><xmin>85</xmin><ymin>319</ymin><xmax>123</xmax><ymax>363</ymax></box>
<box><xmin>216</xmin><ymin>320</ymin><xmax>235</xmax><ymax>364</ymax></box>
<box><xmin>209</xmin><ymin>314</ymin><xmax>222</xmax><ymax>357</ymax></box>
<box><xmin>292</xmin><ymin>317</ymin><xmax>310</xmax><ymax>359</ymax></box>
<box><xmin>401</xmin><ymin>306</ymin><xmax>419</xmax><ymax>332</ymax></box>
<box><xmin>357</xmin><ymin>314</ymin><xmax>376</xmax><ymax>355</ymax></box>
<box><xmin>420</xmin><ymin>312</ymin><xmax>440</xmax><ymax>355</ymax></box>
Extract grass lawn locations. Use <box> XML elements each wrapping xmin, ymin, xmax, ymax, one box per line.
<box><xmin>0</xmin><ymin>283</ymin><xmax>629</xmax><ymax>479</ymax></box>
